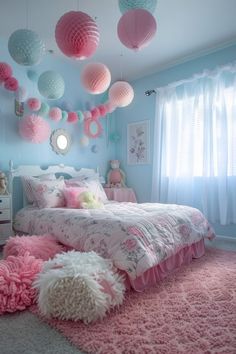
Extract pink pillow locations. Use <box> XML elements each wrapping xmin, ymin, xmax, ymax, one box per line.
<box><xmin>65</xmin><ymin>179</ymin><xmax>108</xmax><ymax>203</ymax></box>
<box><xmin>63</xmin><ymin>186</ymin><xmax>87</xmax><ymax>208</ymax></box>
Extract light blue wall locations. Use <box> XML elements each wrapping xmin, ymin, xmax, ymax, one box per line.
<box><xmin>0</xmin><ymin>40</ymin><xmax>116</xmax><ymax>178</ymax></box>
<box><xmin>115</xmin><ymin>44</ymin><xmax>236</xmax><ymax>237</ymax></box>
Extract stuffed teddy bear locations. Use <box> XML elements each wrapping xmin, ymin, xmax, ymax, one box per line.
<box><xmin>106</xmin><ymin>160</ymin><xmax>126</xmax><ymax>188</ymax></box>
<box><xmin>78</xmin><ymin>191</ymin><xmax>104</xmax><ymax>209</ymax></box>
<box><xmin>0</xmin><ymin>171</ymin><xmax>8</xmax><ymax>195</ymax></box>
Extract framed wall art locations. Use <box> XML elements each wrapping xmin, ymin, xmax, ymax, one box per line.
<box><xmin>127</xmin><ymin>120</ymin><xmax>150</xmax><ymax>165</ymax></box>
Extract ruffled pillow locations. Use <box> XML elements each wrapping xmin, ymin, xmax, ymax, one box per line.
<box><xmin>30</xmin><ymin>178</ymin><xmax>65</xmax><ymax>208</ymax></box>
<box><xmin>63</xmin><ymin>186</ymin><xmax>87</xmax><ymax>208</ymax></box>
<box><xmin>65</xmin><ymin>179</ymin><xmax>108</xmax><ymax>203</ymax></box>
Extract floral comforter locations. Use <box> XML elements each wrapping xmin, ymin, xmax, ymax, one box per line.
<box><xmin>14</xmin><ymin>202</ymin><xmax>215</xmax><ymax>280</ymax></box>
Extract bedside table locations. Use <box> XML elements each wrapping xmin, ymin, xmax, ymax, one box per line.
<box><xmin>0</xmin><ymin>194</ymin><xmax>12</xmax><ymax>245</ymax></box>
<box><xmin>104</xmin><ymin>188</ymin><xmax>137</xmax><ymax>203</ymax></box>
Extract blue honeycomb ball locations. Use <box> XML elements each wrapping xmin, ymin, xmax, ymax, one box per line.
<box><xmin>119</xmin><ymin>0</ymin><xmax>157</xmax><ymax>14</ymax></box>
<box><xmin>8</xmin><ymin>29</ymin><xmax>45</xmax><ymax>66</ymax></box>
<box><xmin>38</xmin><ymin>71</ymin><xmax>65</xmax><ymax>100</ymax></box>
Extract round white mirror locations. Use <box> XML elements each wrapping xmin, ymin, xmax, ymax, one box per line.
<box><xmin>50</xmin><ymin>129</ymin><xmax>72</xmax><ymax>155</ymax></box>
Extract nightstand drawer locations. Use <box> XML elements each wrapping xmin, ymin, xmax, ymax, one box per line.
<box><xmin>0</xmin><ymin>223</ymin><xmax>12</xmax><ymax>244</ymax></box>
<box><xmin>0</xmin><ymin>196</ymin><xmax>10</xmax><ymax>209</ymax></box>
<box><xmin>0</xmin><ymin>209</ymin><xmax>11</xmax><ymax>221</ymax></box>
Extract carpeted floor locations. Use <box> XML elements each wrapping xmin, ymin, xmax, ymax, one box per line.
<box><xmin>29</xmin><ymin>247</ymin><xmax>236</xmax><ymax>354</ymax></box>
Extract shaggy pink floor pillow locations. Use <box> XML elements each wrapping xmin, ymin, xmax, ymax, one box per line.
<box><xmin>0</xmin><ymin>253</ymin><xmax>43</xmax><ymax>315</ymax></box>
<box><xmin>3</xmin><ymin>234</ymin><xmax>69</xmax><ymax>261</ymax></box>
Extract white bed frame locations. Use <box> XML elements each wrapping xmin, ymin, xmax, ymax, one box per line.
<box><xmin>8</xmin><ymin>161</ymin><xmax>99</xmax><ymax>211</ymax></box>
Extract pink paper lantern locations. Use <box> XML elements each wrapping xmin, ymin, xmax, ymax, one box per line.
<box><xmin>19</xmin><ymin>114</ymin><xmax>51</xmax><ymax>143</ymax></box>
<box><xmin>27</xmin><ymin>98</ymin><xmax>41</xmax><ymax>111</ymax></box>
<box><xmin>67</xmin><ymin>111</ymin><xmax>78</xmax><ymax>123</ymax></box>
<box><xmin>117</xmin><ymin>8</ymin><xmax>157</xmax><ymax>51</ymax></box>
<box><xmin>108</xmin><ymin>81</ymin><xmax>134</xmax><ymax>107</ymax></box>
<box><xmin>0</xmin><ymin>62</ymin><xmax>12</xmax><ymax>82</ymax></box>
<box><xmin>49</xmin><ymin>107</ymin><xmax>62</xmax><ymax>121</ymax></box>
<box><xmin>4</xmin><ymin>77</ymin><xmax>19</xmax><ymax>91</ymax></box>
<box><xmin>55</xmin><ymin>11</ymin><xmax>100</xmax><ymax>60</ymax></box>
<box><xmin>81</xmin><ymin>62</ymin><xmax>111</xmax><ymax>94</ymax></box>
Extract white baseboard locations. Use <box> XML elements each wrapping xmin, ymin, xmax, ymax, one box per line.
<box><xmin>214</xmin><ymin>235</ymin><xmax>236</xmax><ymax>243</ymax></box>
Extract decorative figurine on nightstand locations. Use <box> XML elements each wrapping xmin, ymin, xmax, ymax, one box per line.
<box><xmin>0</xmin><ymin>171</ymin><xmax>8</xmax><ymax>195</ymax></box>
<box><xmin>106</xmin><ymin>160</ymin><xmax>126</xmax><ymax>188</ymax></box>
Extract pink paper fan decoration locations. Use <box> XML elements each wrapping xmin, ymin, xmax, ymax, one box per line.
<box><xmin>55</xmin><ymin>11</ymin><xmax>100</xmax><ymax>60</ymax></box>
<box><xmin>4</xmin><ymin>77</ymin><xmax>19</xmax><ymax>91</ymax></box>
<box><xmin>19</xmin><ymin>114</ymin><xmax>51</xmax><ymax>143</ymax></box>
<box><xmin>49</xmin><ymin>107</ymin><xmax>62</xmax><ymax>121</ymax></box>
<box><xmin>98</xmin><ymin>104</ymin><xmax>108</xmax><ymax>117</ymax></box>
<box><xmin>67</xmin><ymin>111</ymin><xmax>78</xmax><ymax>123</ymax></box>
<box><xmin>0</xmin><ymin>62</ymin><xmax>12</xmax><ymax>82</ymax></box>
<box><xmin>109</xmin><ymin>81</ymin><xmax>134</xmax><ymax>107</ymax></box>
<box><xmin>81</xmin><ymin>62</ymin><xmax>111</xmax><ymax>94</ymax></box>
<box><xmin>117</xmin><ymin>8</ymin><xmax>157</xmax><ymax>51</ymax></box>
<box><xmin>27</xmin><ymin>97</ymin><xmax>41</xmax><ymax>111</ymax></box>
<box><xmin>91</xmin><ymin>107</ymin><xmax>100</xmax><ymax>120</ymax></box>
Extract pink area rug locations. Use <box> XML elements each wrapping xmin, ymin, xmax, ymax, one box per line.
<box><xmin>30</xmin><ymin>247</ymin><xmax>236</xmax><ymax>354</ymax></box>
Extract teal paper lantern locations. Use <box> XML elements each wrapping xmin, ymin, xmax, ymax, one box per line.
<box><xmin>8</xmin><ymin>29</ymin><xmax>45</xmax><ymax>66</ymax></box>
<box><xmin>38</xmin><ymin>71</ymin><xmax>65</xmax><ymax>100</ymax></box>
<box><xmin>37</xmin><ymin>102</ymin><xmax>50</xmax><ymax>117</ymax></box>
<box><xmin>119</xmin><ymin>0</ymin><xmax>157</xmax><ymax>14</ymax></box>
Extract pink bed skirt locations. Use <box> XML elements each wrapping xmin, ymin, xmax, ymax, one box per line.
<box><xmin>123</xmin><ymin>239</ymin><xmax>205</xmax><ymax>292</ymax></box>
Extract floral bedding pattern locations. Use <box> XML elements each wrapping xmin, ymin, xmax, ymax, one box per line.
<box><xmin>14</xmin><ymin>202</ymin><xmax>215</xmax><ymax>280</ymax></box>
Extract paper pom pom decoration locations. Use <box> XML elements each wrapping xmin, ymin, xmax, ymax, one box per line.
<box><xmin>90</xmin><ymin>107</ymin><xmax>100</xmax><ymax>120</ymax></box>
<box><xmin>8</xmin><ymin>29</ymin><xmax>45</xmax><ymax>66</ymax></box>
<box><xmin>97</xmin><ymin>104</ymin><xmax>108</xmax><ymax>117</ymax></box>
<box><xmin>109</xmin><ymin>81</ymin><xmax>134</xmax><ymax>107</ymax></box>
<box><xmin>37</xmin><ymin>102</ymin><xmax>50</xmax><ymax>117</ymax></box>
<box><xmin>4</xmin><ymin>77</ymin><xmax>19</xmax><ymax>91</ymax></box>
<box><xmin>81</xmin><ymin>62</ymin><xmax>111</xmax><ymax>94</ymax></box>
<box><xmin>117</xmin><ymin>9</ymin><xmax>157</xmax><ymax>51</ymax></box>
<box><xmin>67</xmin><ymin>111</ymin><xmax>78</xmax><ymax>123</ymax></box>
<box><xmin>15</xmin><ymin>86</ymin><xmax>27</xmax><ymax>102</ymax></box>
<box><xmin>105</xmin><ymin>101</ymin><xmax>117</xmax><ymax>113</ymax></box>
<box><xmin>27</xmin><ymin>98</ymin><xmax>41</xmax><ymax>111</ymax></box>
<box><xmin>38</xmin><ymin>71</ymin><xmax>65</xmax><ymax>100</ymax></box>
<box><xmin>77</xmin><ymin>111</ymin><xmax>84</xmax><ymax>123</ymax></box>
<box><xmin>61</xmin><ymin>111</ymin><xmax>68</xmax><ymax>121</ymax></box>
<box><xmin>119</xmin><ymin>0</ymin><xmax>157</xmax><ymax>14</ymax></box>
<box><xmin>27</xmin><ymin>70</ymin><xmax>38</xmax><ymax>82</ymax></box>
<box><xmin>55</xmin><ymin>11</ymin><xmax>100</xmax><ymax>60</ymax></box>
<box><xmin>83</xmin><ymin>111</ymin><xmax>92</xmax><ymax>120</ymax></box>
<box><xmin>19</xmin><ymin>114</ymin><xmax>51</xmax><ymax>143</ymax></box>
<box><xmin>49</xmin><ymin>107</ymin><xmax>62</xmax><ymax>121</ymax></box>
<box><xmin>80</xmin><ymin>135</ymin><xmax>89</xmax><ymax>147</ymax></box>
<box><xmin>0</xmin><ymin>62</ymin><xmax>12</xmax><ymax>82</ymax></box>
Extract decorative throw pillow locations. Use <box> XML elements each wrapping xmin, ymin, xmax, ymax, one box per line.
<box><xmin>21</xmin><ymin>174</ymin><xmax>56</xmax><ymax>204</ymax></box>
<box><xmin>65</xmin><ymin>179</ymin><xmax>108</xmax><ymax>203</ymax></box>
<box><xmin>30</xmin><ymin>178</ymin><xmax>65</xmax><ymax>208</ymax></box>
<box><xmin>63</xmin><ymin>186</ymin><xmax>87</xmax><ymax>208</ymax></box>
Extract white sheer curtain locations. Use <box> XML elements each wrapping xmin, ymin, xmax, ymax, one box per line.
<box><xmin>151</xmin><ymin>63</ymin><xmax>236</xmax><ymax>225</ymax></box>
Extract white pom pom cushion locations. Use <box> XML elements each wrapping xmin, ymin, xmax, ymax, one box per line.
<box><xmin>34</xmin><ymin>251</ymin><xmax>125</xmax><ymax>324</ymax></box>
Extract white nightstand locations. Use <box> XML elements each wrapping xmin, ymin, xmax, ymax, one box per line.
<box><xmin>0</xmin><ymin>194</ymin><xmax>12</xmax><ymax>245</ymax></box>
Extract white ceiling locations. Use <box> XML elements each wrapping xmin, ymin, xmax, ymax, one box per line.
<box><xmin>0</xmin><ymin>0</ymin><xmax>236</xmax><ymax>82</ymax></box>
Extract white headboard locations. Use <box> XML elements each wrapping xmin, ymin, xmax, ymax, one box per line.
<box><xmin>9</xmin><ymin>162</ymin><xmax>100</xmax><ymax>215</ymax></box>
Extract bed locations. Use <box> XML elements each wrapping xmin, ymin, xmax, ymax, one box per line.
<box><xmin>11</xmin><ymin>164</ymin><xmax>215</xmax><ymax>291</ymax></box>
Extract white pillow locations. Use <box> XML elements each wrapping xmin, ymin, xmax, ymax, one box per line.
<box><xmin>30</xmin><ymin>178</ymin><xmax>66</xmax><ymax>208</ymax></box>
<box><xmin>21</xmin><ymin>174</ymin><xmax>56</xmax><ymax>204</ymax></box>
